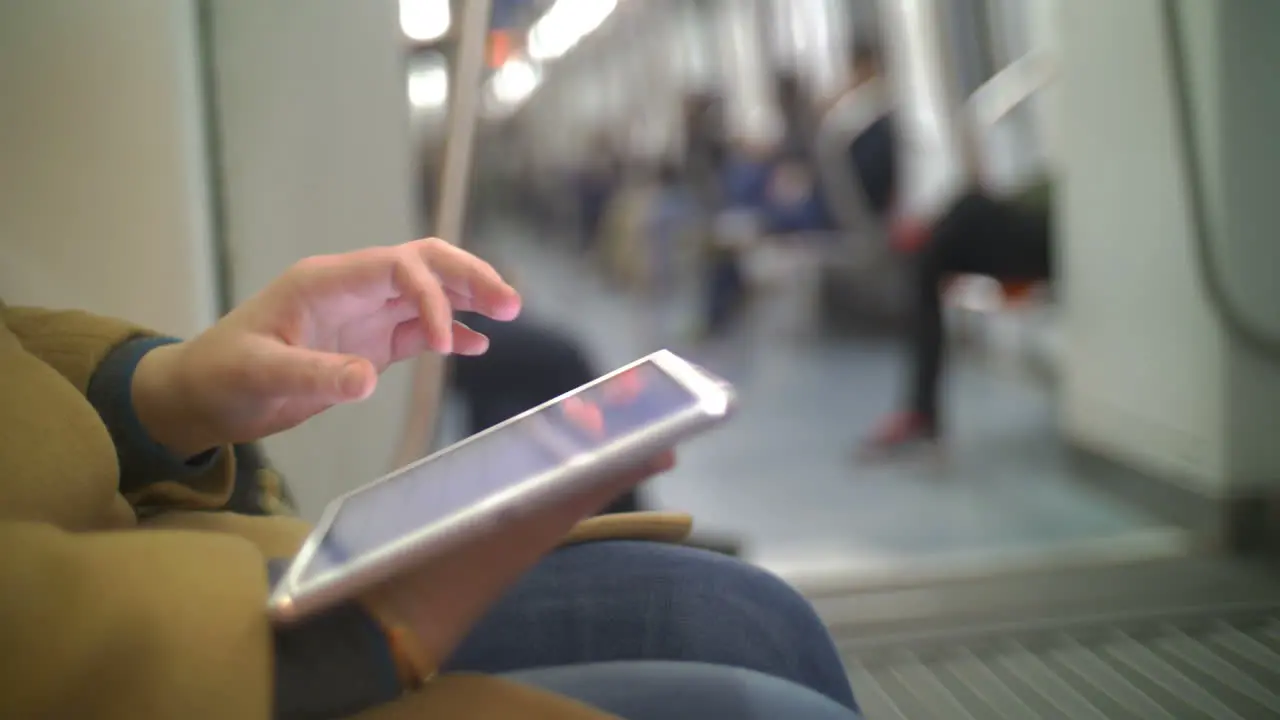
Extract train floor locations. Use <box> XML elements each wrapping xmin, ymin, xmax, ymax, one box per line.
<box><xmin>826</xmin><ymin>556</ymin><xmax>1280</xmax><ymax>719</ymax></box>
<box><xmin>452</xmin><ymin>227</ymin><xmax>1192</xmax><ymax>589</ymax></box>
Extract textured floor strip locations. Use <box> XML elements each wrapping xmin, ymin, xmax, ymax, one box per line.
<box><xmin>845</xmin><ymin>613</ymin><xmax>1280</xmax><ymax>719</ymax></box>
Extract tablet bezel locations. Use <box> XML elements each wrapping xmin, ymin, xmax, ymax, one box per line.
<box><xmin>267</xmin><ymin>349</ymin><xmax>734</xmax><ymax>624</ymax></box>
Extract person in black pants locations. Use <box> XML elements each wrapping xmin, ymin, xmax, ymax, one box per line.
<box><xmin>450</xmin><ymin>312</ymin><xmax>641</xmax><ymax>514</ymax></box>
<box><xmin>862</xmin><ymin>181</ymin><xmax>1053</xmax><ymax>454</ymax></box>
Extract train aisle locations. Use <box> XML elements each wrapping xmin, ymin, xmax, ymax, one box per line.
<box><xmin>466</xmin><ymin>224</ymin><xmax>1188</xmax><ymax>591</ymax></box>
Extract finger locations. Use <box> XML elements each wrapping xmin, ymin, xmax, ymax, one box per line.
<box><xmin>606</xmin><ymin>450</ymin><xmax>677</xmax><ymax>489</ymax></box>
<box><xmin>443</xmin><ymin>287</ymin><xmax>519</xmax><ymax>318</ymax></box>
<box><xmin>451</xmin><ymin>321</ymin><xmax>490</xmax><ymax>356</ymax></box>
<box><xmin>389</xmin><ymin>319</ymin><xmax>429</xmax><ymax>362</ymax></box>
<box><xmin>584</xmin><ymin>450</ymin><xmax>677</xmax><ymax>512</ymax></box>
<box><xmin>648</xmin><ymin>450</ymin><xmax>677</xmax><ymax>473</ymax></box>
<box><xmin>411</xmin><ymin>239</ymin><xmax>522</xmax><ymax>320</ymax></box>
<box><xmin>254</xmin><ymin>344</ymin><xmax>377</xmax><ymax>403</ymax></box>
<box><xmin>392</xmin><ymin>252</ymin><xmax>455</xmax><ymax>354</ymax></box>
<box><xmin>390</xmin><ymin>319</ymin><xmax>489</xmax><ymax>362</ymax></box>
<box><xmin>286</xmin><ymin>249</ymin><xmax>401</xmax><ymax>305</ymax></box>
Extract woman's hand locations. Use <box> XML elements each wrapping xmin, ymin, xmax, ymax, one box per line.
<box><xmin>364</xmin><ymin>451</ymin><xmax>677</xmax><ymax>679</ymax></box>
<box><xmin>133</xmin><ymin>239</ymin><xmax>521</xmax><ymax>455</ymax></box>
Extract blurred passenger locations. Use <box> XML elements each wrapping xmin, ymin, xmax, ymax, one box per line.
<box><xmin>699</xmin><ymin>138</ymin><xmax>769</xmax><ymax>338</ymax></box>
<box><xmin>815</xmin><ymin>37</ymin><xmax>900</xmax><ymax>230</ymax></box>
<box><xmin>763</xmin><ymin>154</ymin><xmax>833</xmax><ymax>235</ymax></box>
<box><xmin>451</xmin><ymin>310</ymin><xmax>641</xmax><ymax>515</ymax></box>
<box><xmin>647</xmin><ymin>160</ymin><xmax>696</xmax><ymax>299</ymax></box>
<box><xmin>683</xmin><ymin>92</ymin><xmax>730</xmax><ymax>215</ymax></box>
<box><xmin>683</xmin><ymin>93</ymin><xmax>748</xmax><ymax>339</ymax></box>
<box><xmin>811</xmin><ymin>35</ymin><xmax>913</xmax><ymax>335</ymax></box>
<box><xmin>576</xmin><ymin>136</ymin><xmax>621</xmax><ymax>253</ymax></box>
<box><xmin>776</xmin><ymin>71</ymin><xmax>819</xmax><ymax>158</ymax></box>
<box><xmin>862</xmin><ymin>179</ymin><xmax>1054</xmax><ymax>454</ymax></box>
<box><xmin>721</xmin><ymin>139</ymin><xmax>776</xmax><ymax>212</ymax></box>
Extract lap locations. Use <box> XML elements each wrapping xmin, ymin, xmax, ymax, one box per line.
<box><xmin>153</xmin><ymin>514</ymin><xmax>860</xmax><ymax>713</ymax></box>
<box><xmin>349</xmin><ymin>674</ymin><xmax>616</xmax><ymax>720</ymax></box>
<box><xmin>507</xmin><ymin>661</ymin><xmax>862</xmax><ymax>720</ymax></box>
<box><xmin>446</xmin><ymin>541</ymin><xmax>858</xmax><ymax>712</ymax></box>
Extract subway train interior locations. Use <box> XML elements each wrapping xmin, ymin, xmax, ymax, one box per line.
<box><xmin>3</xmin><ymin>0</ymin><xmax>1280</xmax><ymax>717</ymax></box>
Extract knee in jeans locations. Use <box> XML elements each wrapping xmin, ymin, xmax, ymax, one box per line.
<box><xmin>554</xmin><ymin>542</ymin><xmax>841</xmax><ymax>675</ymax></box>
<box><xmin>653</xmin><ymin>545</ymin><xmax>825</xmax><ymax>636</ymax></box>
<box><xmin>447</xmin><ymin>540</ymin><xmax>857</xmax><ymax>710</ymax></box>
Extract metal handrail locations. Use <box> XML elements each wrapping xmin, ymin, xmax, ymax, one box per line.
<box><xmin>392</xmin><ymin>0</ymin><xmax>494</xmax><ymax>470</ymax></box>
<box><xmin>965</xmin><ymin>50</ymin><xmax>1056</xmax><ymax>133</ymax></box>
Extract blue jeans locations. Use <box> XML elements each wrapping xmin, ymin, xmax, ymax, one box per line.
<box><xmin>508</xmin><ymin>662</ymin><xmax>859</xmax><ymax>720</ymax></box>
<box><xmin>445</xmin><ymin>541</ymin><xmax>860</xmax><ymax>717</ymax></box>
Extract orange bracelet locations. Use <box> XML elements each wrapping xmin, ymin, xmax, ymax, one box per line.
<box><xmin>382</xmin><ymin>623</ymin><xmax>433</xmax><ymax>690</ymax></box>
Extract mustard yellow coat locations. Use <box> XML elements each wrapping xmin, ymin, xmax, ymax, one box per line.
<box><xmin>0</xmin><ymin>304</ymin><xmax>691</xmax><ymax>719</ymax></box>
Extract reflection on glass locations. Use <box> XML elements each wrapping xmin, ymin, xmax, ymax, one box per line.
<box><xmin>301</xmin><ymin>361</ymin><xmax>699</xmax><ymax>586</ymax></box>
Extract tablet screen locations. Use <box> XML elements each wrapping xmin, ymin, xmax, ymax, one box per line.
<box><xmin>296</xmin><ymin>360</ymin><xmax>701</xmax><ymax>587</ymax></box>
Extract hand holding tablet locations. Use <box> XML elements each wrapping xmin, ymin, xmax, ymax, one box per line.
<box><xmin>359</xmin><ymin>449</ymin><xmax>678</xmax><ymax>679</ymax></box>
<box><xmin>267</xmin><ymin>350</ymin><xmax>735</xmax><ymax>674</ymax></box>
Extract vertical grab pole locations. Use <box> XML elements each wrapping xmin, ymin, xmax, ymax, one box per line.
<box><xmin>392</xmin><ymin>0</ymin><xmax>494</xmax><ymax>469</ymax></box>
<box><xmin>930</xmin><ymin>0</ymin><xmax>986</xmax><ymax>184</ymax></box>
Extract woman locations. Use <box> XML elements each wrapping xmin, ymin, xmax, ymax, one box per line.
<box><xmin>0</xmin><ymin>238</ymin><xmax>861</xmax><ymax>719</ymax></box>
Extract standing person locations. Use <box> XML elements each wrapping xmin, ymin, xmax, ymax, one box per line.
<box><xmin>812</xmin><ymin>36</ymin><xmax>910</xmax><ymax>335</ymax></box>
<box><xmin>776</xmin><ymin>71</ymin><xmax>818</xmax><ymax>159</ymax></box>
<box><xmin>683</xmin><ymin>92</ymin><xmax>729</xmax><ymax>216</ymax></box>
<box><xmin>815</xmin><ymin>37</ymin><xmax>900</xmax><ymax>232</ymax></box>
<box><xmin>577</xmin><ymin>136</ymin><xmax>621</xmax><ymax>254</ymax></box>
<box><xmin>860</xmin><ymin>179</ymin><xmax>1054</xmax><ymax>455</ymax></box>
<box><xmin>684</xmin><ymin>93</ymin><xmax>753</xmax><ymax>339</ymax></box>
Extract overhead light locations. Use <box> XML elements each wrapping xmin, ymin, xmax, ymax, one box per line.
<box><xmin>489</xmin><ymin>58</ymin><xmax>541</xmax><ymax>107</ymax></box>
<box><xmin>400</xmin><ymin>0</ymin><xmax>451</xmax><ymax>43</ymax></box>
<box><xmin>408</xmin><ymin>64</ymin><xmax>449</xmax><ymax>109</ymax></box>
<box><xmin>527</xmin><ymin>0</ymin><xmax>618</xmax><ymax>61</ymax></box>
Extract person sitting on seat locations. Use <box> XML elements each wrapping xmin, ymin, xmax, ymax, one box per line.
<box><xmin>2</xmin><ymin>238</ymin><xmax>858</xmax><ymax>719</ymax></box>
<box><xmin>861</xmin><ymin>179</ymin><xmax>1054</xmax><ymax>454</ymax></box>
<box><xmin>450</xmin><ymin>311</ymin><xmax>641</xmax><ymax>515</ymax></box>
<box><xmin>762</xmin><ymin>154</ymin><xmax>833</xmax><ymax>235</ymax></box>
<box><xmin>700</xmin><ymin>143</ymin><xmax>767</xmax><ymax>338</ymax></box>
<box><xmin>450</xmin><ymin>306</ymin><xmax>746</xmax><ymax>557</ymax></box>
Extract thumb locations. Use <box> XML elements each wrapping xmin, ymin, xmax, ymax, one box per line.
<box><xmin>255</xmin><ymin>345</ymin><xmax>377</xmax><ymax>403</ymax></box>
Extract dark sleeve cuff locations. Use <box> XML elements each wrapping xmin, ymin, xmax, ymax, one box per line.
<box><xmin>268</xmin><ymin>560</ymin><xmax>403</xmax><ymax>719</ymax></box>
<box><xmin>86</xmin><ymin>336</ymin><xmax>221</xmax><ymax>493</ymax></box>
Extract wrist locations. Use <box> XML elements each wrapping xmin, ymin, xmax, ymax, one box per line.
<box><xmin>268</xmin><ymin>558</ymin><xmax>407</xmax><ymax>718</ymax></box>
<box><xmin>131</xmin><ymin>341</ymin><xmax>220</xmax><ymax>457</ymax></box>
<box><xmin>380</xmin><ymin>622</ymin><xmax>433</xmax><ymax>690</ymax></box>
<box><xmin>361</xmin><ymin>599</ymin><xmax>433</xmax><ymax>690</ymax></box>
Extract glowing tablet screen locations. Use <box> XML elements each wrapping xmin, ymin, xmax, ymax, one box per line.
<box><xmin>298</xmin><ymin>361</ymin><xmax>698</xmax><ymax>586</ymax></box>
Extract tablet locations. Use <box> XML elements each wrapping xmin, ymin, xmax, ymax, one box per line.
<box><xmin>267</xmin><ymin>349</ymin><xmax>735</xmax><ymax>624</ymax></box>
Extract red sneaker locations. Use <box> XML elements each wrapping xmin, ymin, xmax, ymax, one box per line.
<box><xmin>858</xmin><ymin>412</ymin><xmax>938</xmax><ymax>459</ymax></box>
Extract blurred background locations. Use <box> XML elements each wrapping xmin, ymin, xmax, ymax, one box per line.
<box><xmin>3</xmin><ymin>1</ymin><xmax>1280</xmax><ymax>716</ymax></box>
